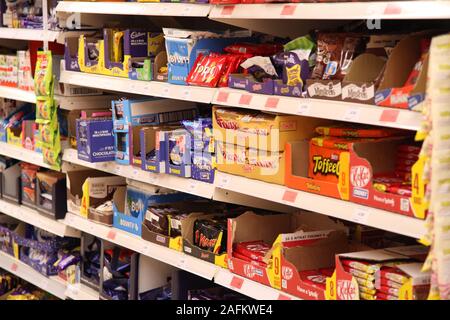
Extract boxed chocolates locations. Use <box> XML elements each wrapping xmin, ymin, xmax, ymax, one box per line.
<box><xmin>76</xmin><ymin>117</ymin><xmax>115</xmax><ymax>163</ymax></box>
<box><xmin>68</xmin><ymin>108</ymin><xmax>112</xmax><ymax>148</ymax></box>
<box><xmin>227</xmin><ymin>211</ymin><xmax>348</xmax><ymax>299</ymax></box>
<box><xmin>166</xmin><ymin>129</ymin><xmax>192</xmax><ymax>178</ymax></box>
<box><xmin>140</xmin><ymin>126</ymin><xmax>173</xmax><ymax>173</ymax></box>
<box><xmin>20</xmin><ymin>163</ymin><xmax>39</xmax><ymax>207</ymax></box>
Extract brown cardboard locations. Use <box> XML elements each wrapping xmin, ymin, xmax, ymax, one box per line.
<box><xmin>66</xmin><ymin>169</ymin><xmax>111</xmax><ymax>214</ymax></box>
<box><xmin>306</xmin><ymin>79</ymin><xmax>342</xmax><ymax>100</ymax></box>
<box><xmin>131</xmin><ymin>125</ymin><xmax>143</xmax><ymax>167</ymax></box>
<box><xmin>89</xmin><ymin>186</ymin><xmax>125</xmax><ymax>226</ymax></box>
<box><xmin>341</xmin><ymin>54</ymin><xmax>386</xmax><ymax>104</ymax></box>
<box><xmin>153</xmin><ymin>51</ymin><xmax>168</xmax><ymax>82</ymax></box>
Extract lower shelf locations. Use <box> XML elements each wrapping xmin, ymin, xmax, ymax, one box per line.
<box><xmin>0</xmin><ymin>251</ymin><xmax>67</xmax><ymax>299</ymax></box>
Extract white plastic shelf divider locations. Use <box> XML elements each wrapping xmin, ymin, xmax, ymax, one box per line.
<box><xmin>215</xmin><ymin>172</ymin><xmax>427</xmax><ymax>239</ymax></box>
<box><xmin>0</xmin><ymin>27</ymin><xmax>60</xmax><ymax>41</ymax></box>
<box><xmin>64</xmin><ymin>212</ymin><xmax>220</xmax><ymax>280</ymax></box>
<box><xmin>214</xmin><ymin>269</ymin><xmax>300</xmax><ymax>300</ymax></box>
<box><xmin>209</xmin><ymin>1</ymin><xmax>450</xmax><ymax>19</ymax></box>
<box><xmin>0</xmin><ymin>251</ymin><xmax>67</xmax><ymax>299</ymax></box>
<box><xmin>212</xmin><ymin>88</ymin><xmax>422</xmax><ymax>131</ymax></box>
<box><xmin>0</xmin><ymin>86</ymin><xmax>36</xmax><ymax>103</ymax></box>
<box><xmin>63</xmin><ymin>148</ymin><xmax>215</xmax><ymax>199</ymax></box>
<box><xmin>65</xmin><ymin>283</ymin><xmax>99</xmax><ymax>300</ymax></box>
<box><xmin>0</xmin><ymin>142</ymin><xmax>52</xmax><ymax>169</ymax></box>
<box><xmin>56</xmin><ymin>1</ymin><xmax>211</xmax><ymax>17</ymax></box>
<box><xmin>0</xmin><ymin>199</ymin><xmax>80</xmax><ymax>237</ymax></box>
<box><xmin>59</xmin><ymin>69</ymin><xmax>218</xmax><ymax>103</ymax></box>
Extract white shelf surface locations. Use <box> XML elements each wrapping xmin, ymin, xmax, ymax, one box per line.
<box><xmin>56</xmin><ymin>1</ymin><xmax>211</xmax><ymax>17</ymax></box>
<box><xmin>60</xmin><ymin>70</ymin><xmax>218</xmax><ymax>104</ymax></box>
<box><xmin>65</xmin><ymin>283</ymin><xmax>99</xmax><ymax>300</ymax></box>
<box><xmin>209</xmin><ymin>1</ymin><xmax>450</xmax><ymax>19</ymax></box>
<box><xmin>63</xmin><ymin>148</ymin><xmax>215</xmax><ymax>199</ymax></box>
<box><xmin>0</xmin><ymin>199</ymin><xmax>80</xmax><ymax>237</ymax></box>
<box><xmin>0</xmin><ymin>28</ymin><xmax>61</xmax><ymax>42</ymax></box>
<box><xmin>0</xmin><ymin>142</ymin><xmax>52</xmax><ymax>169</ymax></box>
<box><xmin>0</xmin><ymin>251</ymin><xmax>67</xmax><ymax>299</ymax></box>
<box><xmin>212</xmin><ymin>88</ymin><xmax>422</xmax><ymax>131</ymax></box>
<box><xmin>214</xmin><ymin>269</ymin><xmax>300</xmax><ymax>300</ymax></box>
<box><xmin>64</xmin><ymin>212</ymin><xmax>220</xmax><ymax>280</ymax></box>
<box><xmin>0</xmin><ymin>86</ymin><xmax>36</xmax><ymax>103</ymax></box>
<box><xmin>215</xmin><ymin>172</ymin><xmax>427</xmax><ymax>239</ymax></box>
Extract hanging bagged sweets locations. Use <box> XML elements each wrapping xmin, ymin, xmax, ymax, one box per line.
<box><xmin>35</xmin><ymin>98</ymin><xmax>56</xmax><ymax>124</ymax></box>
<box><xmin>34</xmin><ymin>51</ymin><xmax>53</xmax><ymax>98</ymax></box>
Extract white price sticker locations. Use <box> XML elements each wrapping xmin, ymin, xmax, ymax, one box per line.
<box><xmin>352</xmin><ymin>206</ymin><xmax>371</xmax><ymax>224</ymax></box>
<box><xmin>67</xmin><ymin>284</ymin><xmax>79</xmax><ymax>297</ymax></box>
<box><xmin>141</xmin><ymin>244</ymin><xmax>150</xmax><ymax>255</ymax></box>
<box><xmin>148</xmin><ymin>174</ymin><xmax>159</xmax><ymax>185</ymax></box>
<box><xmin>128</xmin><ymin>83</ymin><xmax>136</xmax><ymax>92</ymax></box>
<box><xmin>182</xmin><ymin>88</ymin><xmax>191</xmax><ymax>100</ymax></box>
<box><xmin>161</xmin><ymin>86</ymin><xmax>170</xmax><ymax>97</ymax></box>
<box><xmin>187</xmin><ymin>180</ymin><xmax>198</xmax><ymax>193</ymax></box>
<box><xmin>181</xmin><ymin>6</ymin><xmax>192</xmax><ymax>15</ymax></box>
<box><xmin>160</xmin><ymin>6</ymin><xmax>169</xmax><ymax>14</ymax></box>
<box><xmin>343</xmin><ymin>107</ymin><xmax>361</xmax><ymax>122</ymax></box>
<box><xmin>37</xmin><ymin>278</ymin><xmax>49</xmax><ymax>291</ymax></box>
<box><xmin>115</xmin><ymin>165</ymin><xmax>122</xmax><ymax>174</ymax></box>
<box><xmin>132</xmin><ymin>169</ymin><xmax>139</xmax><ymax>177</ymax></box>
<box><xmin>217</xmin><ymin>175</ymin><xmax>231</xmax><ymax>188</ymax></box>
<box><xmin>297</xmin><ymin>103</ymin><xmax>311</xmax><ymax>116</ymax></box>
<box><xmin>177</xmin><ymin>257</ymin><xmax>186</xmax><ymax>269</ymax></box>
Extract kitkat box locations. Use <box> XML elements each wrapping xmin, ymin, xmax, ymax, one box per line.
<box><xmin>227</xmin><ymin>211</ymin><xmax>348</xmax><ymax>300</ymax></box>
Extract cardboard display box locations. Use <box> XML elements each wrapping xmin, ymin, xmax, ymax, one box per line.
<box><xmin>68</xmin><ymin>109</ymin><xmax>111</xmax><ymax>148</ymax></box>
<box><xmin>327</xmin><ymin>246</ymin><xmax>430</xmax><ymax>300</ymax></box>
<box><xmin>227</xmin><ymin>211</ymin><xmax>348</xmax><ymax>300</ymax></box>
<box><xmin>80</xmin><ymin>233</ymin><xmax>102</xmax><ymax>291</ymax></box>
<box><xmin>0</xmin><ymin>163</ymin><xmax>21</xmax><ymax>204</ymax></box>
<box><xmin>285</xmin><ymin>137</ymin><xmax>426</xmax><ymax>219</ymax></box>
<box><xmin>35</xmin><ymin>171</ymin><xmax>67</xmax><ymax>220</ymax></box>
<box><xmin>140</xmin><ymin>126</ymin><xmax>176</xmax><ymax>174</ymax></box>
<box><xmin>76</xmin><ymin>117</ymin><xmax>115</xmax><ymax>163</ymax></box>
<box><xmin>78</xmin><ymin>34</ymin><xmax>104</xmax><ymax>74</ymax></box>
<box><xmin>80</xmin><ymin>176</ymin><xmax>126</xmax><ymax>226</ymax></box>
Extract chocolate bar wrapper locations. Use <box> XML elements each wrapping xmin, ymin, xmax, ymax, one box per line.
<box><xmin>378</xmin><ymin>267</ymin><xmax>409</xmax><ymax>284</ymax></box>
<box><xmin>299</xmin><ymin>270</ymin><xmax>327</xmax><ymax>290</ymax></box>
<box><xmin>168</xmin><ymin>213</ymin><xmax>188</xmax><ymax>238</ymax></box>
<box><xmin>144</xmin><ymin>208</ymin><xmax>170</xmax><ymax>236</ymax></box>
<box><xmin>376</xmin><ymin>292</ymin><xmax>398</xmax><ymax>300</ymax></box>
<box><xmin>376</xmin><ymin>277</ymin><xmax>403</xmax><ymax>289</ymax></box>
<box><xmin>354</xmin><ymin>275</ymin><xmax>375</xmax><ymax>289</ymax></box>
<box><xmin>378</xmin><ymin>285</ymin><xmax>400</xmax><ymax>297</ymax></box>
<box><xmin>234</xmin><ymin>240</ymin><xmax>271</xmax><ymax>263</ymax></box>
<box><xmin>341</xmin><ymin>259</ymin><xmax>380</xmax><ymax>274</ymax></box>
<box><xmin>360</xmin><ymin>292</ymin><xmax>376</xmax><ymax>300</ymax></box>
<box><xmin>194</xmin><ymin>218</ymin><xmax>227</xmax><ymax>254</ymax></box>
<box><xmin>359</xmin><ymin>285</ymin><xmax>376</xmax><ymax>295</ymax></box>
<box><xmin>343</xmin><ymin>266</ymin><xmax>375</xmax><ymax>282</ymax></box>
<box><xmin>233</xmin><ymin>251</ymin><xmax>268</xmax><ymax>268</ymax></box>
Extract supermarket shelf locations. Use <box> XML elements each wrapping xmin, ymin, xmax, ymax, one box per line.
<box><xmin>59</xmin><ymin>69</ymin><xmax>218</xmax><ymax>104</ymax></box>
<box><xmin>0</xmin><ymin>199</ymin><xmax>80</xmax><ymax>237</ymax></box>
<box><xmin>56</xmin><ymin>94</ymin><xmax>119</xmax><ymax>111</ymax></box>
<box><xmin>212</xmin><ymin>88</ymin><xmax>422</xmax><ymax>131</ymax></box>
<box><xmin>0</xmin><ymin>251</ymin><xmax>67</xmax><ymax>299</ymax></box>
<box><xmin>0</xmin><ymin>86</ymin><xmax>36</xmax><ymax>103</ymax></box>
<box><xmin>214</xmin><ymin>269</ymin><xmax>300</xmax><ymax>300</ymax></box>
<box><xmin>56</xmin><ymin>1</ymin><xmax>211</xmax><ymax>17</ymax></box>
<box><xmin>0</xmin><ymin>27</ymin><xmax>61</xmax><ymax>42</ymax></box>
<box><xmin>65</xmin><ymin>283</ymin><xmax>99</xmax><ymax>300</ymax></box>
<box><xmin>63</xmin><ymin>148</ymin><xmax>215</xmax><ymax>199</ymax></box>
<box><xmin>64</xmin><ymin>212</ymin><xmax>220</xmax><ymax>280</ymax></box>
<box><xmin>209</xmin><ymin>1</ymin><xmax>450</xmax><ymax>19</ymax></box>
<box><xmin>215</xmin><ymin>172</ymin><xmax>427</xmax><ymax>239</ymax></box>
<box><xmin>0</xmin><ymin>142</ymin><xmax>52</xmax><ymax>169</ymax></box>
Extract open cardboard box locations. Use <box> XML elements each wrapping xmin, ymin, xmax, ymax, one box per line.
<box><xmin>327</xmin><ymin>246</ymin><xmax>429</xmax><ymax>300</ymax></box>
<box><xmin>140</xmin><ymin>126</ymin><xmax>175</xmax><ymax>174</ymax></box>
<box><xmin>306</xmin><ymin>79</ymin><xmax>342</xmax><ymax>100</ymax></box>
<box><xmin>35</xmin><ymin>171</ymin><xmax>67</xmax><ymax>220</ymax></box>
<box><xmin>286</xmin><ymin>136</ymin><xmax>426</xmax><ymax>219</ymax></box>
<box><xmin>80</xmin><ymin>176</ymin><xmax>126</xmax><ymax>226</ymax></box>
<box><xmin>66</xmin><ymin>169</ymin><xmax>111</xmax><ymax>214</ymax></box>
<box><xmin>78</xmin><ymin>34</ymin><xmax>104</xmax><ymax>74</ymax></box>
<box><xmin>1</xmin><ymin>163</ymin><xmax>21</xmax><ymax>204</ymax></box>
<box><xmin>374</xmin><ymin>34</ymin><xmax>429</xmax><ymax>109</ymax></box>
<box><xmin>65</xmin><ymin>36</ymin><xmax>81</xmax><ymax>72</ymax></box>
<box><xmin>7</xmin><ymin>126</ymin><xmax>22</xmax><ymax>147</ymax></box>
<box><xmin>141</xmin><ymin>200</ymin><xmax>213</xmax><ymax>252</ymax></box>
<box><xmin>181</xmin><ymin>212</ymin><xmax>228</xmax><ymax>268</ymax></box>
<box><xmin>227</xmin><ymin>211</ymin><xmax>348</xmax><ymax>300</ymax></box>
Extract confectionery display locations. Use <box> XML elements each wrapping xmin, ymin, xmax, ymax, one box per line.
<box><xmin>0</xmin><ymin>0</ymin><xmax>448</xmax><ymax>303</ymax></box>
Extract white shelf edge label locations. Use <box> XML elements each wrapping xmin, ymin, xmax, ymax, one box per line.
<box><xmin>343</xmin><ymin>107</ymin><xmax>361</xmax><ymax>122</ymax></box>
<box><xmin>352</xmin><ymin>206</ymin><xmax>371</xmax><ymax>224</ymax></box>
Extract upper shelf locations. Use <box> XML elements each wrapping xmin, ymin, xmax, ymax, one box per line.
<box><xmin>56</xmin><ymin>1</ymin><xmax>211</xmax><ymax>17</ymax></box>
<box><xmin>209</xmin><ymin>1</ymin><xmax>450</xmax><ymax>19</ymax></box>
<box><xmin>0</xmin><ymin>142</ymin><xmax>52</xmax><ymax>169</ymax></box>
<box><xmin>0</xmin><ymin>28</ymin><xmax>60</xmax><ymax>42</ymax></box>
<box><xmin>0</xmin><ymin>86</ymin><xmax>36</xmax><ymax>104</ymax></box>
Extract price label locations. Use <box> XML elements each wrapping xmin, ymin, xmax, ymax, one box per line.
<box><xmin>297</xmin><ymin>102</ymin><xmax>311</xmax><ymax>116</ymax></box>
<box><xmin>182</xmin><ymin>88</ymin><xmax>191</xmax><ymax>100</ymax></box>
<box><xmin>132</xmin><ymin>169</ymin><xmax>139</xmax><ymax>177</ymax></box>
<box><xmin>128</xmin><ymin>83</ymin><xmax>136</xmax><ymax>92</ymax></box>
<box><xmin>221</xmin><ymin>5</ymin><xmax>235</xmax><ymax>16</ymax></box>
<box><xmin>107</xmin><ymin>229</ymin><xmax>117</xmax><ymax>241</ymax></box>
<box><xmin>282</xmin><ymin>190</ymin><xmax>298</xmax><ymax>203</ymax></box>
<box><xmin>38</xmin><ymin>278</ymin><xmax>49</xmax><ymax>291</ymax></box>
<box><xmin>265</xmin><ymin>97</ymin><xmax>279</xmax><ymax>109</ymax></box>
<box><xmin>343</xmin><ymin>107</ymin><xmax>361</xmax><ymax>122</ymax></box>
<box><xmin>182</xmin><ymin>6</ymin><xmax>192</xmax><ymax>15</ymax></box>
<box><xmin>177</xmin><ymin>257</ymin><xmax>186</xmax><ymax>269</ymax></box>
<box><xmin>148</xmin><ymin>174</ymin><xmax>159</xmax><ymax>185</ymax></box>
<box><xmin>230</xmin><ymin>276</ymin><xmax>244</xmax><ymax>289</ymax></box>
<box><xmin>160</xmin><ymin>6</ymin><xmax>169</xmax><ymax>14</ymax></box>
<box><xmin>278</xmin><ymin>294</ymin><xmax>292</xmax><ymax>300</ymax></box>
<box><xmin>281</xmin><ymin>4</ymin><xmax>296</xmax><ymax>16</ymax></box>
<box><xmin>384</xmin><ymin>3</ymin><xmax>402</xmax><ymax>14</ymax></box>
<box><xmin>187</xmin><ymin>180</ymin><xmax>198</xmax><ymax>193</ymax></box>
<box><xmin>115</xmin><ymin>165</ymin><xmax>122</xmax><ymax>174</ymax></box>
<box><xmin>11</xmin><ymin>263</ymin><xmax>18</xmax><ymax>272</ymax></box>
<box><xmin>239</xmin><ymin>94</ymin><xmax>252</xmax><ymax>106</ymax></box>
<box><xmin>217</xmin><ymin>91</ymin><xmax>229</xmax><ymax>103</ymax></box>
<box><xmin>352</xmin><ymin>206</ymin><xmax>370</xmax><ymax>224</ymax></box>
<box><xmin>161</xmin><ymin>86</ymin><xmax>170</xmax><ymax>97</ymax></box>
<box><xmin>67</xmin><ymin>284</ymin><xmax>79</xmax><ymax>297</ymax></box>
<box><xmin>217</xmin><ymin>175</ymin><xmax>231</xmax><ymax>188</ymax></box>
<box><xmin>379</xmin><ymin>109</ymin><xmax>400</xmax><ymax>123</ymax></box>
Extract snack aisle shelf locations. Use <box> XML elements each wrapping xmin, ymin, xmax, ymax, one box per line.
<box><xmin>0</xmin><ymin>199</ymin><xmax>81</xmax><ymax>237</ymax></box>
<box><xmin>65</xmin><ymin>283</ymin><xmax>99</xmax><ymax>300</ymax></box>
<box><xmin>209</xmin><ymin>1</ymin><xmax>450</xmax><ymax>19</ymax></box>
<box><xmin>212</xmin><ymin>88</ymin><xmax>422</xmax><ymax>131</ymax></box>
<box><xmin>64</xmin><ymin>212</ymin><xmax>220</xmax><ymax>280</ymax></box>
<box><xmin>62</xmin><ymin>148</ymin><xmax>216</xmax><ymax>199</ymax></box>
<box><xmin>214</xmin><ymin>269</ymin><xmax>300</xmax><ymax>300</ymax></box>
<box><xmin>0</xmin><ymin>86</ymin><xmax>36</xmax><ymax>104</ymax></box>
<box><xmin>0</xmin><ymin>251</ymin><xmax>67</xmax><ymax>299</ymax></box>
<box><xmin>56</xmin><ymin>1</ymin><xmax>211</xmax><ymax>17</ymax></box>
<box><xmin>0</xmin><ymin>142</ymin><xmax>53</xmax><ymax>169</ymax></box>
<box><xmin>0</xmin><ymin>28</ymin><xmax>60</xmax><ymax>42</ymax></box>
<box><xmin>215</xmin><ymin>172</ymin><xmax>426</xmax><ymax>239</ymax></box>
<box><xmin>59</xmin><ymin>69</ymin><xmax>218</xmax><ymax>104</ymax></box>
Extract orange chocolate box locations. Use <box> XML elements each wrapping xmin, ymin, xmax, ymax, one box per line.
<box><xmin>227</xmin><ymin>211</ymin><xmax>348</xmax><ymax>300</ymax></box>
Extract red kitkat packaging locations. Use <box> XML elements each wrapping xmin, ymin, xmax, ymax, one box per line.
<box><xmin>227</xmin><ymin>211</ymin><xmax>348</xmax><ymax>300</ymax></box>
